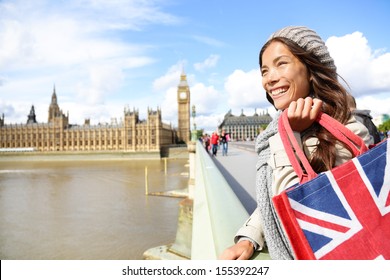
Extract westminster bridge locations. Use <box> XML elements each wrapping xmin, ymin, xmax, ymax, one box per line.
<box><xmin>144</xmin><ymin>140</ymin><xmax>270</xmax><ymax>260</ymax></box>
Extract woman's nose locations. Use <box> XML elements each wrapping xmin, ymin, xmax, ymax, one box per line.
<box><xmin>266</xmin><ymin>67</ymin><xmax>279</xmax><ymax>84</ymax></box>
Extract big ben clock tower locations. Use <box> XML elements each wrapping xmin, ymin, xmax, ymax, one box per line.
<box><xmin>177</xmin><ymin>70</ymin><xmax>190</xmax><ymax>144</ymax></box>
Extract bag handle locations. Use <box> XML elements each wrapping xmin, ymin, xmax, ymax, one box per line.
<box><xmin>278</xmin><ymin>110</ymin><xmax>368</xmax><ymax>183</ymax></box>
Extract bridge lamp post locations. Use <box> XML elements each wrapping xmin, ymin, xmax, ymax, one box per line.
<box><xmin>191</xmin><ymin>105</ymin><xmax>197</xmax><ymax>141</ymax></box>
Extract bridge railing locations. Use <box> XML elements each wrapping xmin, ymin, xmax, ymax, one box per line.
<box><xmin>191</xmin><ymin>141</ymin><xmax>270</xmax><ymax>260</ymax></box>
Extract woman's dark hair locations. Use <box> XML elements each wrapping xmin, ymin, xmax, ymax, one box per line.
<box><xmin>259</xmin><ymin>37</ymin><xmax>353</xmax><ymax>173</ymax></box>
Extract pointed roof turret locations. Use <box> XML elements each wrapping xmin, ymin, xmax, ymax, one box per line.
<box><xmin>48</xmin><ymin>85</ymin><xmax>61</xmax><ymax>122</ymax></box>
<box><xmin>27</xmin><ymin>104</ymin><xmax>37</xmax><ymax>124</ymax></box>
<box><xmin>178</xmin><ymin>69</ymin><xmax>189</xmax><ymax>87</ymax></box>
<box><xmin>51</xmin><ymin>84</ymin><xmax>58</xmax><ymax>105</ymax></box>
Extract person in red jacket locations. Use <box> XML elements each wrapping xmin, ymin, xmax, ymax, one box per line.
<box><xmin>210</xmin><ymin>131</ymin><xmax>219</xmax><ymax>156</ymax></box>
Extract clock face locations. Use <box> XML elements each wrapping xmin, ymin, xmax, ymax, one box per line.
<box><xmin>179</xmin><ymin>91</ymin><xmax>187</xmax><ymax>99</ymax></box>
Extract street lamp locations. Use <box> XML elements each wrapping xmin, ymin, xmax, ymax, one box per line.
<box><xmin>191</xmin><ymin>105</ymin><xmax>197</xmax><ymax>141</ymax></box>
<box><xmin>191</xmin><ymin>105</ymin><xmax>196</xmax><ymax>130</ymax></box>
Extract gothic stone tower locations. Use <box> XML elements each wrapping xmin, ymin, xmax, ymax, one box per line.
<box><xmin>48</xmin><ymin>86</ymin><xmax>61</xmax><ymax>123</ymax></box>
<box><xmin>177</xmin><ymin>71</ymin><xmax>190</xmax><ymax>144</ymax></box>
<box><xmin>47</xmin><ymin>86</ymin><xmax>69</xmax><ymax>128</ymax></box>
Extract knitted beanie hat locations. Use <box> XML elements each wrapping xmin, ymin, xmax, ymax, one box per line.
<box><xmin>268</xmin><ymin>26</ymin><xmax>336</xmax><ymax>72</ymax></box>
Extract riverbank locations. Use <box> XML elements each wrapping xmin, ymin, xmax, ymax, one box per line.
<box><xmin>0</xmin><ymin>151</ymin><xmax>160</xmax><ymax>161</ymax></box>
<box><xmin>0</xmin><ymin>146</ymin><xmax>189</xmax><ymax>162</ymax></box>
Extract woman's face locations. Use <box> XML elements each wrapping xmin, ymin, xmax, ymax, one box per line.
<box><xmin>261</xmin><ymin>41</ymin><xmax>311</xmax><ymax>110</ymax></box>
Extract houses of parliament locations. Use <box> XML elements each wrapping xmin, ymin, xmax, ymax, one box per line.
<box><xmin>0</xmin><ymin>72</ymin><xmax>191</xmax><ymax>154</ymax></box>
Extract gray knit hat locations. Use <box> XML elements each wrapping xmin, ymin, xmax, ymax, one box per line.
<box><xmin>268</xmin><ymin>26</ymin><xmax>336</xmax><ymax>72</ymax></box>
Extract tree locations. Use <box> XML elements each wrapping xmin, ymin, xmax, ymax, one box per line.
<box><xmin>378</xmin><ymin>119</ymin><xmax>390</xmax><ymax>132</ymax></box>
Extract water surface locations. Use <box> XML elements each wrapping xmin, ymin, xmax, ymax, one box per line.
<box><xmin>0</xmin><ymin>158</ymin><xmax>188</xmax><ymax>259</ymax></box>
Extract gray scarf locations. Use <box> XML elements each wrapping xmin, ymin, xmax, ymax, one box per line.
<box><xmin>255</xmin><ymin>111</ymin><xmax>294</xmax><ymax>259</ymax></box>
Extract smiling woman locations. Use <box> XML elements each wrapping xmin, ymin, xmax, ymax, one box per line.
<box><xmin>261</xmin><ymin>41</ymin><xmax>311</xmax><ymax>111</ymax></box>
<box><xmin>220</xmin><ymin>26</ymin><xmax>371</xmax><ymax>260</ymax></box>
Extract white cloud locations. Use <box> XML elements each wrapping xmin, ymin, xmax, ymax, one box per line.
<box><xmin>153</xmin><ymin>62</ymin><xmax>185</xmax><ymax>91</ymax></box>
<box><xmin>192</xmin><ymin>35</ymin><xmax>225</xmax><ymax>47</ymax></box>
<box><xmin>194</xmin><ymin>113</ymin><xmax>224</xmax><ymax>134</ymax></box>
<box><xmin>225</xmin><ymin>69</ymin><xmax>267</xmax><ymax>110</ymax></box>
<box><xmin>354</xmin><ymin>93</ymin><xmax>390</xmax><ymax>118</ymax></box>
<box><xmin>0</xmin><ymin>0</ymin><xmax>169</xmax><ymax>124</ymax></box>
<box><xmin>64</xmin><ymin>102</ymin><xmax>124</xmax><ymax>126</ymax></box>
<box><xmin>327</xmin><ymin>32</ymin><xmax>390</xmax><ymax>96</ymax></box>
<box><xmin>76</xmin><ymin>63</ymin><xmax>124</xmax><ymax>105</ymax></box>
<box><xmin>190</xmin><ymin>83</ymin><xmax>221</xmax><ymax>114</ymax></box>
<box><xmin>76</xmin><ymin>0</ymin><xmax>180</xmax><ymax>31</ymax></box>
<box><xmin>160</xmin><ymin>87</ymin><xmax>179</xmax><ymax>125</ymax></box>
<box><xmin>194</xmin><ymin>54</ymin><xmax>220</xmax><ymax>71</ymax></box>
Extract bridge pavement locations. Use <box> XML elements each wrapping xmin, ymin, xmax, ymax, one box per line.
<box><xmin>209</xmin><ymin>141</ymin><xmax>258</xmax><ymax>215</ymax></box>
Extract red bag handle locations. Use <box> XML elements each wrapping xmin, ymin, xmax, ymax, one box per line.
<box><xmin>278</xmin><ymin>110</ymin><xmax>368</xmax><ymax>183</ymax></box>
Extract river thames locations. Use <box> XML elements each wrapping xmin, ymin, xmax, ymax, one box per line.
<box><xmin>0</xmin><ymin>157</ymin><xmax>188</xmax><ymax>260</ymax></box>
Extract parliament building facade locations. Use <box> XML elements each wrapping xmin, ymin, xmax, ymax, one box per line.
<box><xmin>218</xmin><ymin>109</ymin><xmax>272</xmax><ymax>141</ymax></box>
<box><xmin>0</xmin><ymin>73</ymin><xmax>191</xmax><ymax>153</ymax></box>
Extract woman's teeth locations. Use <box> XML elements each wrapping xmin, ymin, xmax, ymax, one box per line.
<box><xmin>271</xmin><ymin>88</ymin><xmax>287</xmax><ymax>96</ymax></box>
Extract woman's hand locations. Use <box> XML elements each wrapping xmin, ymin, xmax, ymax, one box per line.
<box><xmin>287</xmin><ymin>97</ymin><xmax>323</xmax><ymax>132</ymax></box>
<box><xmin>218</xmin><ymin>240</ymin><xmax>254</xmax><ymax>260</ymax></box>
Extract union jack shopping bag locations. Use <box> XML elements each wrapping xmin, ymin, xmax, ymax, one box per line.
<box><xmin>272</xmin><ymin>110</ymin><xmax>390</xmax><ymax>260</ymax></box>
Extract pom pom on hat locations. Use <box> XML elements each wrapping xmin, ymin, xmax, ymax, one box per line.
<box><xmin>269</xmin><ymin>26</ymin><xmax>336</xmax><ymax>72</ymax></box>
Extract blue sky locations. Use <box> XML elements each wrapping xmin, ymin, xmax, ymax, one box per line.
<box><xmin>1</xmin><ymin>0</ymin><xmax>390</xmax><ymax>133</ymax></box>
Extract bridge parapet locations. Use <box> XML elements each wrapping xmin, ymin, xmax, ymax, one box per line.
<box><xmin>191</xmin><ymin>141</ymin><xmax>270</xmax><ymax>260</ymax></box>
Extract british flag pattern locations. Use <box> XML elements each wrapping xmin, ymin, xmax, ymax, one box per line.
<box><xmin>283</xmin><ymin>139</ymin><xmax>390</xmax><ymax>260</ymax></box>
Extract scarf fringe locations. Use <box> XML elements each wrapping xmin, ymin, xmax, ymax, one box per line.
<box><xmin>255</xmin><ymin>111</ymin><xmax>294</xmax><ymax>259</ymax></box>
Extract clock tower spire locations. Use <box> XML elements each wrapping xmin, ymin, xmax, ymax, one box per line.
<box><xmin>177</xmin><ymin>70</ymin><xmax>190</xmax><ymax>144</ymax></box>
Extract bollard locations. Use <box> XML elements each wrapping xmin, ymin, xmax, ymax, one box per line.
<box><xmin>164</xmin><ymin>158</ymin><xmax>167</xmax><ymax>175</ymax></box>
<box><xmin>145</xmin><ymin>166</ymin><xmax>149</xmax><ymax>195</ymax></box>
